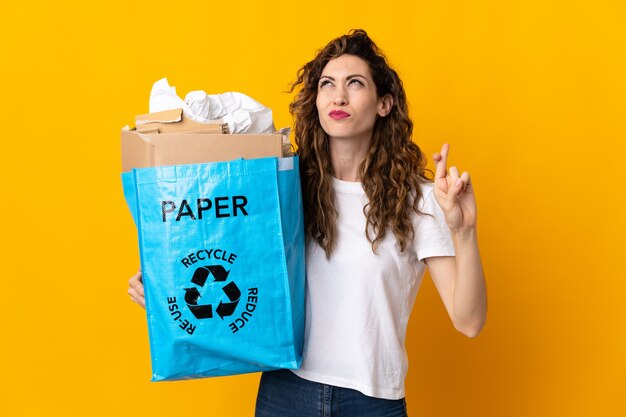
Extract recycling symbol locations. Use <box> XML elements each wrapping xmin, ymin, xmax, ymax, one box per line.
<box><xmin>184</xmin><ymin>265</ymin><xmax>241</xmax><ymax>319</ymax></box>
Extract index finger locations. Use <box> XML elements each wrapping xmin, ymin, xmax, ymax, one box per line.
<box><xmin>434</xmin><ymin>143</ymin><xmax>450</xmax><ymax>180</ymax></box>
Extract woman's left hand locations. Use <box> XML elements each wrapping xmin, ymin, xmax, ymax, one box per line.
<box><xmin>432</xmin><ymin>143</ymin><xmax>477</xmax><ymax>232</ymax></box>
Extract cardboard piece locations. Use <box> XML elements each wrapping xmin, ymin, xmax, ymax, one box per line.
<box><xmin>121</xmin><ymin>128</ymin><xmax>284</xmax><ymax>172</ymax></box>
<box><xmin>135</xmin><ymin>108</ymin><xmax>228</xmax><ymax>134</ymax></box>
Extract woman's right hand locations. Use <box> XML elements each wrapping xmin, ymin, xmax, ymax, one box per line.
<box><xmin>128</xmin><ymin>269</ymin><xmax>145</xmax><ymax>309</ymax></box>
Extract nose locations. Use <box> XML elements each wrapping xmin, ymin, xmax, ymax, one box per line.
<box><xmin>333</xmin><ymin>89</ymin><xmax>348</xmax><ymax>106</ymax></box>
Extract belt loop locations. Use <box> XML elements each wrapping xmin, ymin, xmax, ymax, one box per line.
<box><xmin>323</xmin><ymin>384</ymin><xmax>333</xmax><ymax>417</ymax></box>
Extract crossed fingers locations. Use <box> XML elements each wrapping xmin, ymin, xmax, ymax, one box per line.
<box><xmin>433</xmin><ymin>143</ymin><xmax>470</xmax><ymax>196</ymax></box>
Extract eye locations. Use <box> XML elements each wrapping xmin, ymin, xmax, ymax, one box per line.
<box><xmin>348</xmin><ymin>78</ymin><xmax>364</xmax><ymax>86</ymax></box>
<box><xmin>319</xmin><ymin>79</ymin><xmax>333</xmax><ymax>88</ymax></box>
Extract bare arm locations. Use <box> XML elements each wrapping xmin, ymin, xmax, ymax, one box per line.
<box><xmin>426</xmin><ymin>144</ymin><xmax>487</xmax><ymax>337</ymax></box>
<box><xmin>425</xmin><ymin>230</ymin><xmax>486</xmax><ymax>337</ymax></box>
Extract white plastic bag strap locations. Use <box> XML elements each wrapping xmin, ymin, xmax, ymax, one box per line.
<box><xmin>277</xmin><ymin>157</ymin><xmax>294</xmax><ymax>171</ymax></box>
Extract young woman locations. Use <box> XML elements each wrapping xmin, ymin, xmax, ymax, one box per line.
<box><xmin>128</xmin><ymin>29</ymin><xmax>487</xmax><ymax>417</ymax></box>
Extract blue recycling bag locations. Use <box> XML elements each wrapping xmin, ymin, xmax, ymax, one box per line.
<box><xmin>122</xmin><ymin>156</ymin><xmax>305</xmax><ymax>381</ymax></box>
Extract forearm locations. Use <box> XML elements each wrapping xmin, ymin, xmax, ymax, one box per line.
<box><xmin>451</xmin><ymin>227</ymin><xmax>487</xmax><ymax>337</ymax></box>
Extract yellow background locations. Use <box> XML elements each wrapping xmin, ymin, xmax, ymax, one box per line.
<box><xmin>1</xmin><ymin>0</ymin><xmax>624</xmax><ymax>416</ymax></box>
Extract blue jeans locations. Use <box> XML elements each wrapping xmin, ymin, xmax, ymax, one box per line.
<box><xmin>255</xmin><ymin>369</ymin><xmax>408</xmax><ymax>417</ymax></box>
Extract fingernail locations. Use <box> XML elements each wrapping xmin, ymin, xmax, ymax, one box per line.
<box><xmin>456</xmin><ymin>179</ymin><xmax>463</xmax><ymax>187</ymax></box>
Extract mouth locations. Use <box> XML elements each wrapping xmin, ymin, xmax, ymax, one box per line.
<box><xmin>329</xmin><ymin>110</ymin><xmax>350</xmax><ymax>120</ymax></box>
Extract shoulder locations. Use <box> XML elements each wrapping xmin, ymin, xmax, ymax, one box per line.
<box><xmin>418</xmin><ymin>182</ymin><xmax>435</xmax><ymax>199</ymax></box>
<box><xmin>411</xmin><ymin>182</ymin><xmax>435</xmax><ymax>212</ymax></box>
<box><xmin>411</xmin><ymin>181</ymin><xmax>448</xmax><ymax>228</ymax></box>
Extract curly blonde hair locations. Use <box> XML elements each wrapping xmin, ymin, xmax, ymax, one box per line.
<box><xmin>289</xmin><ymin>29</ymin><xmax>431</xmax><ymax>258</ymax></box>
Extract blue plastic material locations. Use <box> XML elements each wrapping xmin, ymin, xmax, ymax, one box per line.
<box><xmin>122</xmin><ymin>156</ymin><xmax>305</xmax><ymax>381</ymax></box>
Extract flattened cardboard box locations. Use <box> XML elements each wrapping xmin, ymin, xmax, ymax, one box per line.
<box><xmin>134</xmin><ymin>108</ymin><xmax>229</xmax><ymax>134</ymax></box>
<box><xmin>121</xmin><ymin>129</ymin><xmax>284</xmax><ymax>172</ymax></box>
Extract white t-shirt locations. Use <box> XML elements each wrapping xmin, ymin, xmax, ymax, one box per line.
<box><xmin>291</xmin><ymin>178</ymin><xmax>455</xmax><ymax>400</ymax></box>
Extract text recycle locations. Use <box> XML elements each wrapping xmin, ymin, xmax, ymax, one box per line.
<box><xmin>166</xmin><ymin>249</ymin><xmax>259</xmax><ymax>335</ymax></box>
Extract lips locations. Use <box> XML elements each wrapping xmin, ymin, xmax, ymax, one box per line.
<box><xmin>329</xmin><ymin>110</ymin><xmax>350</xmax><ymax>120</ymax></box>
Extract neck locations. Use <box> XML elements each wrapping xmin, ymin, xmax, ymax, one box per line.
<box><xmin>329</xmin><ymin>134</ymin><xmax>371</xmax><ymax>182</ymax></box>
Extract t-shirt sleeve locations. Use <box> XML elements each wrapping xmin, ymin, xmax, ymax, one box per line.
<box><xmin>413</xmin><ymin>183</ymin><xmax>456</xmax><ymax>261</ymax></box>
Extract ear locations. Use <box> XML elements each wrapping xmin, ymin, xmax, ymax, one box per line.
<box><xmin>377</xmin><ymin>94</ymin><xmax>394</xmax><ymax>117</ymax></box>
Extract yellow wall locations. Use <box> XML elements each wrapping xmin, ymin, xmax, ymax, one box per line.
<box><xmin>1</xmin><ymin>0</ymin><xmax>624</xmax><ymax>416</ymax></box>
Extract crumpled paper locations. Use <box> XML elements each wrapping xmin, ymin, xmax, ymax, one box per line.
<box><xmin>149</xmin><ymin>78</ymin><xmax>275</xmax><ymax>134</ymax></box>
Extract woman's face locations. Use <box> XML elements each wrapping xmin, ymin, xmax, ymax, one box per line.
<box><xmin>316</xmin><ymin>54</ymin><xmax>391</xmax><ymax>143</ymax></box>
